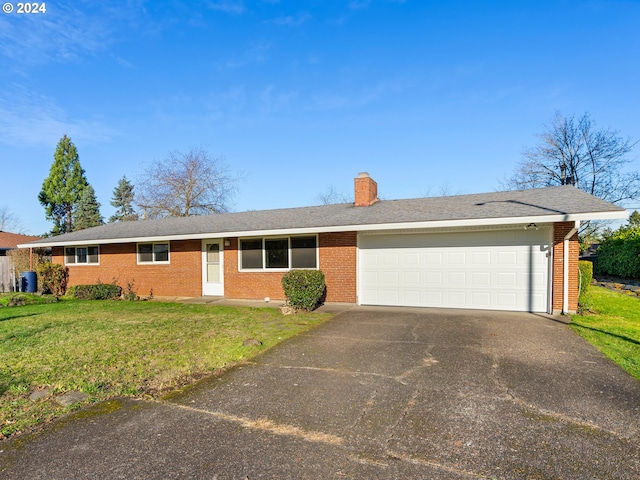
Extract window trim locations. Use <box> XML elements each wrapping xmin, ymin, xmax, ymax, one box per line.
<box><xmin>239</xmin><ymin>235</ymin><xmax>318</xmax><ymax>272</ymax></box>
<box><xmin>64</xmin><ymin>245</ymin><xmax>100</xmax><ymax>266</ymax></box>
<box><xmin>137</xmin><ymin>242</ymin><xmax>171</xmax><ymax>265</ymax></box>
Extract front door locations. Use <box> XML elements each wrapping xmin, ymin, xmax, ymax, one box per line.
<box><xmin>202</xmin><ymin>240</ymin><xmax>224</xmax><ymax>296</ymax></box>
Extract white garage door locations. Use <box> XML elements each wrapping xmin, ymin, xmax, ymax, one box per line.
<box><xmin>359</xmin><ymin>228</ymin><xmax>550</xmax><ymax>312</ymax></box>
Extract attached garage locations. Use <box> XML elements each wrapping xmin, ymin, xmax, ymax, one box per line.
<box><xmin>358</xmin><ymin>227</ymin><xmax>551</xmax><ymax>312</ymax></box>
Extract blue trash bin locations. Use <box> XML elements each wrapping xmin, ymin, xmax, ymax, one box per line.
<box><xmin>21</xmin><ymin>271</ymin><xmax>37</xmax><ymax>293</ymax></box>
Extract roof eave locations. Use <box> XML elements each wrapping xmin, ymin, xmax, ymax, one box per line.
<box><xmin>17</xmin><ymin>210</ymin><xmax>627</xmax><ymax>248</ymax></box>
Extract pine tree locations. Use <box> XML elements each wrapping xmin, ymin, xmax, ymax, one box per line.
<box><xmin>109</xmin><ymin>176</ymin><xmax>138</xmax><ymax>222</ymax></box>
<box><xmin>38</xmin><ymin>135</ymin><xmax>88</xmax><ymax>234</ymax></box>
<box><xmin>628</xmin><ymin>210</ymin><xmax>640</xmax><ymax>228</ymax></box>
<box><xmin>74</xmin><ymin>184</ymin><xmax>104</xmax><ymax>230</ymax></box>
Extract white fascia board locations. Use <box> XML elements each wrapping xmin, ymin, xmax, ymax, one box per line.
<box><xmin>17</xmin><ymin>209</ymin><xmax>628</xmax><ymax>248</ymax></box>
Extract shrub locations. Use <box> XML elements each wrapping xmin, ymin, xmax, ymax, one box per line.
<box><xmin>36</xmin><ymin>262</ymin><xmax>68</xmax><ymax>296</ymax></box>
<box><xmin>122</xmin><ymin>280</ymin><xmax>138</xmax><ymax>301</ymax></box>
<box><xmin>70</xmin><ymin>282</ymin><xmax>122</xmax><ymax>300</ymax></box>
<box><xmin>578</xmin><ymin>260</ymin><xmax>593</xmax><ymax>299</ymax></box>
<box><xmin>281</xmin><ymin>270</ymin><xmax>326</xmax><ymax>312</ymax></box>
<box><xmin>594</xmin><ymin>227</ymin><xmax>640</xmax><ymax>279</ymax></box>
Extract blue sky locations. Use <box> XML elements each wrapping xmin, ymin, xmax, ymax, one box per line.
<box><xmin>1</xmin><ymin>0</ymin><xmax>639</xmax><ymax>235</ymax></box>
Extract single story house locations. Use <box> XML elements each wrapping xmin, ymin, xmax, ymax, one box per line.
<box><xmin>21</xmin><ymin>173</ymin><xmax>627</xmax><ymax>314</ymax></box>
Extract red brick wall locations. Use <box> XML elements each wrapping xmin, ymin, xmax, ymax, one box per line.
<box><xmin>552</xmin><ymin>222</ymin><xmax>579</xmax><ymax>313</ymax></box>
<box><xmin>53</xmin><ymin>240</ymin><xmax>202</xmax><ymax>297</ymax></box>
<box><xmin>223</xmin><ymin>232</ymin><xmax>358</xmax><ymax>303</ymax></box>
<box><xmin>319</xmin><ymin>232</ymin><xmax>357</xmax><ymax>302</ymax></box>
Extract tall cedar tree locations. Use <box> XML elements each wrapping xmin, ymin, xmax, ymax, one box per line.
<box><xmin>109</xmin><ymin>176</ymin><xmax>138</xmax><ymax>222</ymax></box>
<box><xmin>74</xmin><ymin>184</ymin><xmax>104</xmax><ymax>230</ymax></box>
<box><xmin>39</xmin><ymin>135</ymin><xmax>88</xmax><ymax>234</ymax></box>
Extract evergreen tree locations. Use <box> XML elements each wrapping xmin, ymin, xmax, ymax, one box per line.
<box><xmin>38</xmin><ymin>135</ymin><xmax>88</xmax><ymax>235</ymax></box>
<box><xmin>74</xmin><ymin>184</ymin><xmax>104</xmax><ymax>230</ymax></box>
<box><xmin>109</xmin><ymin>176</ymin><xmax>138</xmax><ymax>222</ymax></box>
<box><xmin>628</xmin><ymin>210</ymin><xmax>640</xmax><ymax>228</ymax></box>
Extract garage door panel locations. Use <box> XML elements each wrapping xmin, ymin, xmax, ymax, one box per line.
<box><xmin>426</xmin><ymin>271</ymin><xmax>442</xmax><ymax>284</ymax></box>
<box><xmin>497</xmin><ymin>272</ymin><xmax>517</xmax><ymax>286</ymax></box>
<box><xmin>382</xmin><ymin>271</ymin><xmax>399</xmax><ymax>285</ymax></box>
<box><xmin>472</xmin><ymin>251</ymin><xmax>492</xmax><ymax>264</ymax></box>
<box><xmin>497</xmin><ymin>292</ymin><xmax>518</xmax><ymax>307</ymax></box>
<box><xmin>359</xmin><ymin>229</ymin><xmax>549</xmax><ymax>312</ymax></box>
<box><xmin>448</xmin><ymin>271</ymin><xmax>466</xmax><ymax>285</ymax></box>
<box><xmin>448</xmin><ymin>291</ymin><xmax>467</xmax><ymax>306</ymax></box>
<box><xmin>404</xmin><ymin>271</ymin><xmax>421</xmax><ymax>285</ymax></box>
<box><xmin>472</xmin><ymin>272</ymin><xmax>491</xmax><ymax>286</ymax></box>
<box><xmin>471</xmin><ymin>292</ymin><xmax>492</xmax><ymax>306</ymax></box>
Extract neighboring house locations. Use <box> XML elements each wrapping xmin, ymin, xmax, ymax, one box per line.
<box><xmin>0</xmin><ymin>231</ymin><xmax>40</xmax><ymax>292</ymax></box>
<box><xmin>20</xmin><ymin>173</ymin><xmax>627</xmax><ymax>314</ymax></box>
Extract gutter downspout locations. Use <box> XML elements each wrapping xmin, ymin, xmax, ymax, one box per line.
<box><xmin>563</xmin><ymin>221</ymin><xmax>580</xmax><ymax>314</ymax></box>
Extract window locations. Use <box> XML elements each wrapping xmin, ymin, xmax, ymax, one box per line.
<box><xmin>265</xmin><ymin>239</ymin><xmax>288</xmax><ymax>268</ymax></box>
<box><xmin>291</xmin><ymin>236</ymin><xmax>317</xmax><ymax>268</ymax></box>
<box><xmin>240</xmin><ymin>236</ymin><xmax>317</xmax><ymax>270</ymax></box>
<box><xmin>65</xmin><ymin>246</ymin><xmax>99</xmax><ymax>265</ymax></box>
<box><xmin>137</xmin><ymin>243</ymin><xmax>170</xmax><ymax>263</ymax></box>
<box><xmin>240</xmin><ymin>239</ymin><xmax>262</xmax><ymax>269</ymax></box>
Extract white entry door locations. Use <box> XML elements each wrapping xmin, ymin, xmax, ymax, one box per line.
<box><xmin>202</xmin><ymin>240</ymin><xmax>224</xmax><ymax>296</ymax></box>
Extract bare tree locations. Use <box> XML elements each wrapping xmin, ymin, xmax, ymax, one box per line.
<box><xmin>501</xmin><ymin>112</ymin><xmax>639</xmax><ymax>236</ymax></box>
<box><xmin>503</xmin><ymin>112</ymin><xmax>639</xmax><ymax>203</ymax></box>
<box><xmin>0</xmin><ymin>206</ymin><xmax>24</xmax><ymax>232</ymax></box>
<box><xmin>316</xmin><ymin>186</ymin><xmax>351</xmax><ymax>205</ymax></box>
<box><xmin>136</xmin><ymin>148</ymin><xmax>239</xmax><ymax>219</ymax></box>
<box><xmin>421</xmin><ymin>182</ymin><xmax>463</xmax><ymax>198</ymax></box>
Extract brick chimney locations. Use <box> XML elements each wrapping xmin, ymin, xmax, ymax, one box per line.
<box><xmin>354</xmin><ymin>172</ymin><xmax>379</xmax><ymax>207</ymax></box>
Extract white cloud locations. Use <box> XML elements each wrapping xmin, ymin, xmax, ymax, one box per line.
<box><xmin>207</xmin><ymin>1</ymin><xmax>246</xmax><ymax>14</ymax></box>
<box><xmin>222</xmin><ymin>41</ymin><xmax>272</xmax><ymax>68</ymax></box>
<box><xmin>272</xmin><ymin>13</ymin><xmax>311</xmax><ymax>26</ymax></box>
<box><xmin>0</xmin><ymin>89</ymin><xmax>118</xmax><ymax>148</ymax></box>
<box><xmin>0</xmin><ymin>4</ymin><xmax>116</xmax><ymax>65</ymax></box>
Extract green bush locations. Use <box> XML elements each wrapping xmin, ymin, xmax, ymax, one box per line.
<box><xmin>281</xmin><ymin>270</ymin><xmax>326</xmax><ymax>312</ymax></box>
<box><xmin>578</xmin><ymin>260</ymin><xmax>593</xmax><ymax>299</ymax></box>
<box><xmin>70</xmin><ymin>283</ymin><xmax>122</xmax><ymax>300</ymax></box>
<box><xmin>36</xmin><ymin>262</ymin><xmax>68</xmax><ymax>296</ymax></box>
<box><xmin>594</xmin><ymin>227</ymin><xmax>640</xmax><ymax>279</ymax></box>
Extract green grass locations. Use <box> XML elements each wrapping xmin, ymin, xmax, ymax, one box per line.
<box><xmin>0</xmin><ymin>297</ymin><xmax>331</xmax><ymax>439</ymax></box>
<box><xmin>0</xmin><ymin>293</ymin><xmax>59</xmax><ymax>307</ymax></box>
<box><xmin>571</xmin><ymin>286</ymin><xmax>640</xmax><ymax>381</ymax></box>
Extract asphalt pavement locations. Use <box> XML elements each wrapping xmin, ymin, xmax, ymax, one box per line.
<box><xmin>1</xmin><ymin>306</ymin><xmax>639</xmax><ymax>479</ymax></box>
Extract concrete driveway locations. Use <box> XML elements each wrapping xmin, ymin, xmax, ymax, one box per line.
<box><xmin>1</xmin><ymin>307</ymin><xmax>639</xmax><ymax>479</ymax></box>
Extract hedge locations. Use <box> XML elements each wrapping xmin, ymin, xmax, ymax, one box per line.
<box><xmin>594</xmin><ymin>228</ymin><xmax>640</xmax><ymax>279</ymax></box>
<box><xmin>67</xmin><ymin>283</ymin><xmax>123</xmax><ymax>300</ymax></box>
<box><xmin>578</xmin><ymin>260</ymin><xmax>593</xmax><ymax>299</ymax></box>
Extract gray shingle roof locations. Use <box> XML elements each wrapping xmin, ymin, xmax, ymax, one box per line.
<box><xmin>22</xmin><ymin>186</ymin><xmax>627</xmax><ymax>247</ymax></box>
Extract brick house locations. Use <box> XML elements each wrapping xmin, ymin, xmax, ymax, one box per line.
<box><xmin>21</xmin><ymin>173</ymin><xmax>627</xmax><ymax>314</ymax></box>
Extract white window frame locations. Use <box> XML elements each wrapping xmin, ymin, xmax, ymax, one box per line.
<box><xmin>238</xmin><ymin>235</ymin><xmax>319</xmax><ymax>271</ymax></box>
<box><xmin>64</xmin><ymin>245</ymin><xmax>100</xmax><ymax>266</ymax></box>
<box><xmin>137</xmin><ymin>242</ymin><xmax>170</xmax><ymax>264</ymax></box>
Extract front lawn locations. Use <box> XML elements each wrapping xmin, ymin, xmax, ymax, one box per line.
<box><xmin>0</xmin><ymin>298</ymin><xmax>331</xmax><ymax>439</ymax></box>
<box><xmin>571</xmin><ymin>285</ymin><xmax>640</xmax><ymax>381</ymax></box>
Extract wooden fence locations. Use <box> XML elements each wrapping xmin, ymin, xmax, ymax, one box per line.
<box><xmin>0</xmin><ymin>256</ymin><xmax>16</xmax><ymax>292</ymax></box>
